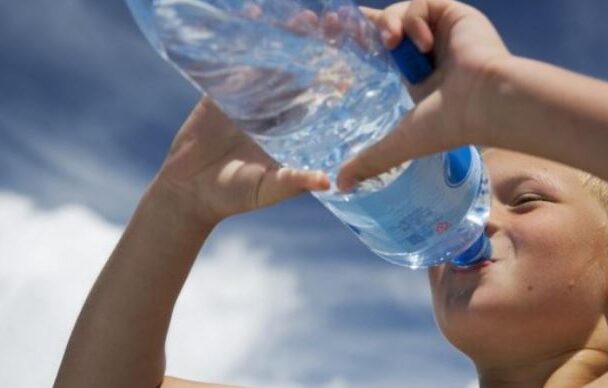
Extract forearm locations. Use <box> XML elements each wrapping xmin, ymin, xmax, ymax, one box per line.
<box><xmin>54</xmin><ymin>180</ymin><xmax>215</xmax><ymax>388</ymax></box>
<box><xmin>477</xmin><ymin>56</ymin><xmax>608</xmax><ymax>181</ymax></box>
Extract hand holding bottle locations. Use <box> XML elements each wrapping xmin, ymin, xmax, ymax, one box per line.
<box><xmin>338</xmin><ymin>0</ymin><xmax>510</xmax><ymax>191</ymax></box>
<box><xmin>154</xmin><ymin>98</ymin><xmax>330</xmax><ymax>226</ymax></box>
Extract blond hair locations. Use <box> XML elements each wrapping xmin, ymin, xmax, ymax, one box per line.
<box><xmin>579</xmin><ymin>172</ymin><xmax>608</xmax><ymax>214</ymax></box>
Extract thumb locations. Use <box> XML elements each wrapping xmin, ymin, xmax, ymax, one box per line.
<box><xmin>337</xmin><ymin>90</ymin><xmax>460</xmax><ymax>191</ymax></box>
<box><xmin>255</xmin><ymin>167</ymin><xmax>330</xmax><ymax>208</ymax></box>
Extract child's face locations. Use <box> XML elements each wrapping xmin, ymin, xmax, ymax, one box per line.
<box><xmin>428</xmin><ymin>149</ymin><xmax>608</xmax><ymax>365</ymax></box>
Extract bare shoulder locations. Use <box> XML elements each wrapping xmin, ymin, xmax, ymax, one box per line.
<box><xmin>161</xmin><ymin>376</ymin><xmax>243</xmax><ymax>388</ymax></box>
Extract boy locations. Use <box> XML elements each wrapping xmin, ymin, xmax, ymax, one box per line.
<box><xmin>55</xmin><ymin>1</ymin><xmax>608</xmax><ymax>387</ymax></box>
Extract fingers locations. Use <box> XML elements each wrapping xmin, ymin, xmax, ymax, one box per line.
<box><xmin>320</xmin><ymin>11</ymin><xmax>341</xmax><ymax>42</ymax></box>
<box><xmin>191</xmin><ymin>98</ymin><xmax>229</xmax><ymax>124</ymax></box>
<box><xmin>280</xmin><ymin>168</ymin><xmax>331</xmax><ymax>192</ymax></box>
<box><xmin>359</xmin><ymin>6</ymin><xmax>382</xmax><ymax>21</ymax></box>
<box><xmin>286</xmin><ymin>9</ymin><xmax>343</xmax><ymax>43</ymax></box>
<box><xmin>370</xmin><ymin>3</ymin><xmax>409</xmax><ymax>49</ymax></box>
<box><xmin>256</xmin><ymin>167</ymin><xmax>330</xmax><ymax>207</ymax></box>
<box><xmin>337</xmin><ymin>90</ymin><xmax>462</xmax><ymax>192</ymax></box>
<box><xmin>402</xmin><ymin>0</ymin><xmax>436</xmax><ymax>52</ymax></box>
<box><xmin>185</xmin><ymin>98</ymin><xmax>244</xmax><ymax>146</ymax></box>
<box><xmin>286</xmin><ymin>9</ymin><xmax>319</xmax><ymax>35</ymax></box>
<box><xmin>286</xmin><ymin>7</ymin><xmax>373</xmax><ymax>49</ymax></box>
<box><xmin>176</xmin><ymin>98</ymin><xmax>238</xmax><ymax>151</ymax></box>
<box><xmin>363</xmin><ymin>0</ymin><xmax>456</xmax><ymax>53</ymax></box>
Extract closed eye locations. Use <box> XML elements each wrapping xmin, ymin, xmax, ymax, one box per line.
<box><xmin>512</xmin><ymin>193</ymin><xmax>544</xmax><ymax>207</ymax></box>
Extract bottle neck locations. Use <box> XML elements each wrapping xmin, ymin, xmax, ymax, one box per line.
<box><xmin>451</xmin><ymin>233</ymin><xmax>493</xmax><ymax>267</ymax></box>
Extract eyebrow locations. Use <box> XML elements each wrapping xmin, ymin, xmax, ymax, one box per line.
<box><xmin>494</xmin><ymin>171</ymin><xmax>564</xmax><ymax>197</ymax></box>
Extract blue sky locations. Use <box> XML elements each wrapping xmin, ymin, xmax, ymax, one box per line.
<box><xmin>1</xmin><ymin>1</ymin><xmax>607</xmax><ymax>387</ymax></box>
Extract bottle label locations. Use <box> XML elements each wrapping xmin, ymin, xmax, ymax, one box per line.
<box><xmin>318</xmin><ymin>147</ymin><xmax>481</xmax><ymax>261</ymax></box>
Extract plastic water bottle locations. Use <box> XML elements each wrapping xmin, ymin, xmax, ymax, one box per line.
<box><xmin>126</xmin><ymin>0</ymin><xmax>492</xmax><ymax>268</ymax></box>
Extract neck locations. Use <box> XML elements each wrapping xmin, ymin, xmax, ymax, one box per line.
<box><xmin>477</xmin><ymin>348</ymin><xmax>608</xmax><ymax>388</ymax></box>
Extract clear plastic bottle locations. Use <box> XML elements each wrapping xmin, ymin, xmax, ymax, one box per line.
<box><xmin>126</xmin><ymin>0</ymin><xmax>492</xmax><ymax>268</ymax></box>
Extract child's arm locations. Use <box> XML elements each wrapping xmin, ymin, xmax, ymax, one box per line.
<box><xmin>339</xmin><ymin>0</ymin><xmax>608</xmax><ymax>190</ymax></box>
<box><xmin>53</xmin><ymin>99</ymin><xmax>329</xmax><ymax>388</ymax></box>
<box><xmin>474</xmin><ymin>56</ymin><xmax>608</xmax><ymax>182</ymax></box>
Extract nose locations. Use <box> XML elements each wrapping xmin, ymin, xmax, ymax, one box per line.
<box><xmin>484</xmin><ymin>199</ymin><xmax>504</xmax><ymax>238</ymax></box>
<box><xmin>485</xmin><ymin>218</ymin><xmax>498</xmax><ymax>238</ymax></box>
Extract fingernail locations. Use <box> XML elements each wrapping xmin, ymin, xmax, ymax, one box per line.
<box><xmin>412</xmin><ymin>37</ymin><xmax>427</xmax><ymax>53</ymax></box>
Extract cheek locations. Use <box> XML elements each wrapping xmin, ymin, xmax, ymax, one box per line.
<box><xmin>510</xmin><ymin>207</ymin><xmax>602</xmax><ymax>280</ymax></box>
<box><xmin>501</xmin><ymin>211</ymin><xmax>607</xmax><ymax>320</ymax></box>
<box><xmin>512</xmin><ymin>211</ymin><xmax>577</xmax><ymax>260</ymax></box>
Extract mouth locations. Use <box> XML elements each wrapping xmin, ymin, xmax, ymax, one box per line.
<box><xmin>448</xmin><ymin>258</ymin><xmax>497</xmax><ymax>274</ymax></box>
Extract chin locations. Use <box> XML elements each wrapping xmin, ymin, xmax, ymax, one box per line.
<box><xmin>434</xmin><ymin>290</ymin><xmax>589</xmax><ymax>366</ymax></box>
<box><xmin>433</xmin><ymin>285</ymin><xmax>517</xmax><ymax>349</ymax></box>
<box><xmin>436</xmin><ymin>307</ymin><xmax>520</xmax><ymax>365</ymax></box>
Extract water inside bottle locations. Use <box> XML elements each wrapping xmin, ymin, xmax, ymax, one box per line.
<box><xmin>152</xmin><ymin>0</ymin><xmax>414</xmax><ymax>186</ymax></box>
<box><xmin>149</xmin><ymin>0</ymin><xmax>491</xmax><ymax>268</ymax></box>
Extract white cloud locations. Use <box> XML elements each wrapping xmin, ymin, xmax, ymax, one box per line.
<box><xmin>0</xmin><ymin>192</ymin><xmax>302</xmax><ymax>388</ymax></box>
<box><xmin>0</xmin><ymin>192</ymin><xmax>119</xmax><ymax>387</ymax></box>
<box><xmin>0</xmin><ymin>191</ymin><xmax>477</xmax><ymax>387</ymax></box>
<box><xmin>165</xmin><ymin>236</ymin><xmax>301</xmax><ymax>383</ymax></box>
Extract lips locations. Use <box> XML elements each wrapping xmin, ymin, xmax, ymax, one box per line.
<box><xmin>449</xmin><ymin>258</ymin><xmax>496</xmax><ymax>274</ymax></box>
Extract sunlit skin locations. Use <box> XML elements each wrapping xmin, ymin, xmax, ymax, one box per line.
<box><xmin>429</xmin><ymin>149</ymin><xmax>608</xmax><ymax>387</ymax></box>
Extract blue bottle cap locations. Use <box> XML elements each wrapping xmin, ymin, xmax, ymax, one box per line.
<box><xmin>390</xmin><ymin>38</ymin><xmax>434</xmax><ymax>85</ymax></box>
<box><xmin>451</xmin><ymin>234</ymin><xmax>493</xmax><ymax>267</ymax></box>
